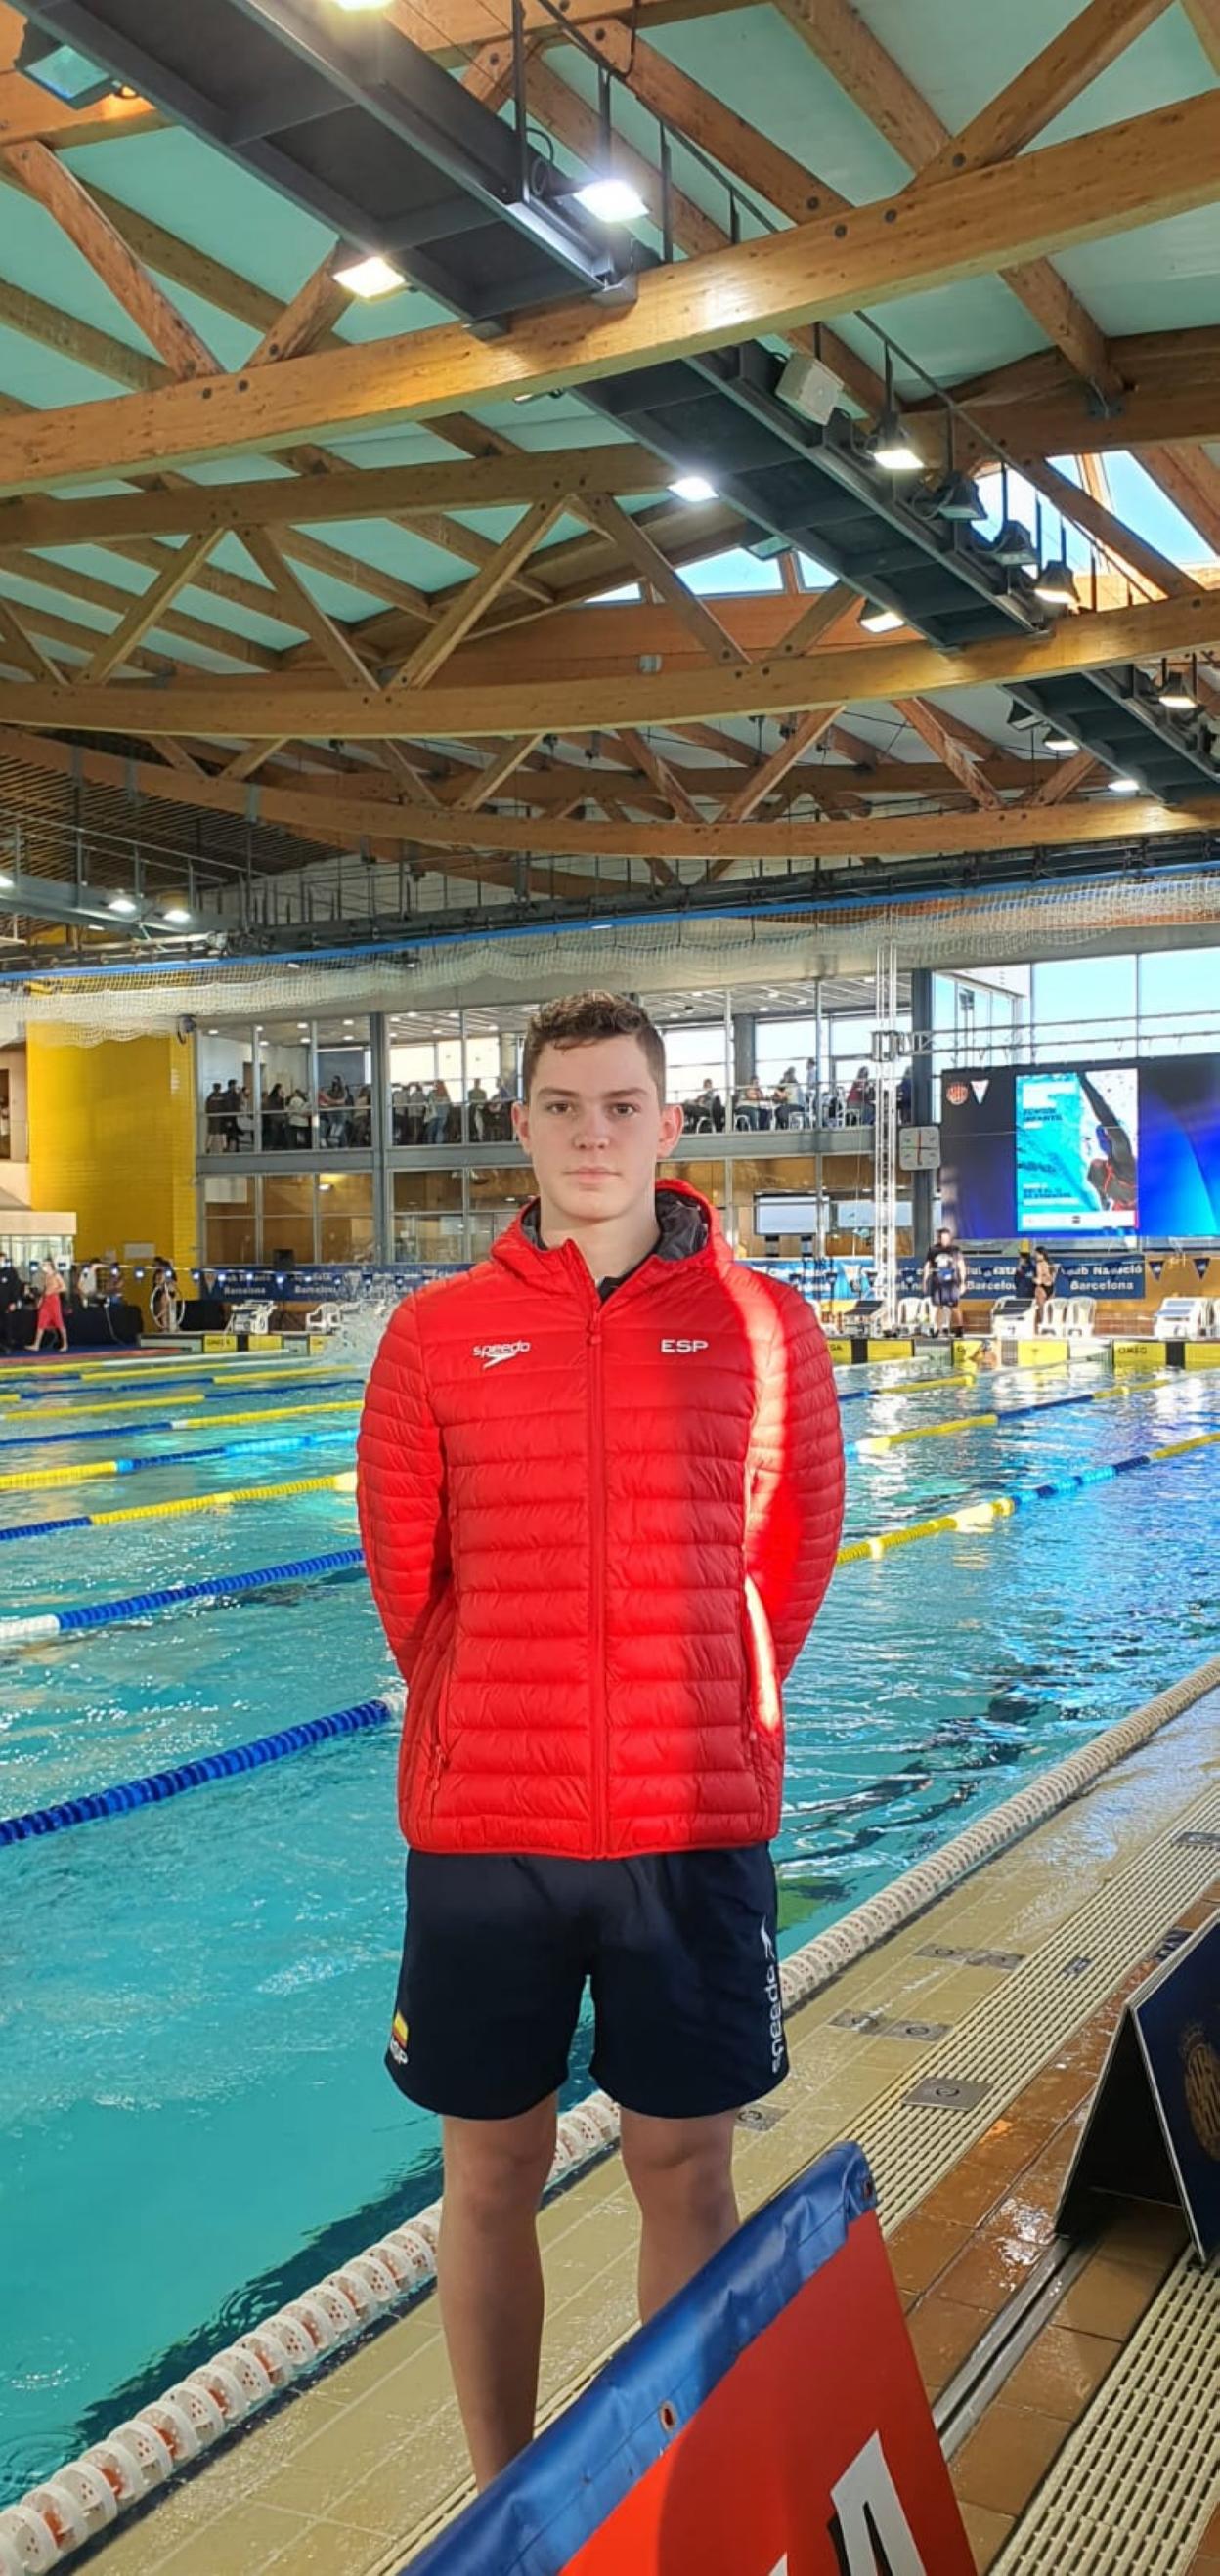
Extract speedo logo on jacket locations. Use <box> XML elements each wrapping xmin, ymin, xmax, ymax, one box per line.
<box><xmin>473</xmin><ymin>1340</ymin><xmax>531</xmax><ymax>1368</ymax></box>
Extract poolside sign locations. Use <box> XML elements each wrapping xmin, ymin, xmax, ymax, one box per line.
<box><xmin>408</xmin><ymin>2144</ymin><xmax>974</xmax><ymax>2576</ymax></box>
<box><xmin>1060</xmin><ymin>1913</ymin><xmax>1220</xmax><ymax>2260</ymax></box>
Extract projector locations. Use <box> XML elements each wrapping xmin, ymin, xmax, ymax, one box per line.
<box><xmin>776</xmin><ymin>351</ymin><xmax>845</xmax><ymax>426</ymax></box>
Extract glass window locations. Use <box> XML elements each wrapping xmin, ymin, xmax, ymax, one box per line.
<box><xmin>1032</xmin><ymin>955</ymin><xmax>1137</xmax><ymax>1060</ymax></box>
<box><xmin>262</xmin><ymin>1172</ymin><xmax>315</xmax><ymax>1266</ymax></box>
<box><xmin>256</xmin><ymin>1021</ymin><xmax>314</xmax><ymax>1150</ymax></box>
<box><xmin>317</xmin><ymin>1172</ymin><xmax>373</xmax><ymax>1264</ymax></box>
<box><xmin>315</xmin><ymin>1018</ymin><xmax>371</xmax><ymax>1151</ymax></box>
<box><xmin>197</xmin><ymin>1025</ymin><xmax>254</xmax><ymax>1153</ymax></box>
<box><xmin>394</xmin><ymin>1168</ymin><xmax>466</xmax><ymax>1265</ymax></box>
<box><xmin>659</xmin><ymin>1021</ymin><xmax>729</xmax><ymax>1128</ymax></box>
<box><xmin>1138</xmin><ymin>947</ymin><xmax>1220</xmax><ymax>1054</ymax></box>
<box><xmin>202</xmin><ymin>1172</ymin><xmax>256</xmax><ymax>1267</ymax></box>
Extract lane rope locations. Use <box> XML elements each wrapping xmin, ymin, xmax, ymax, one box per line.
<box><xmin>0</xmin><ymin>1548</ymin><xmax>366</xmax><ymax>1649</ymax></box>
<box><xmin>853</xmin><ymin>1375</ymin><xmax>1155</xmax><ymax>1454</ymax></box>
<box><xmin>837</xmin><ymin>1425</ymin><xmax>1220</xmax><ymax>1565</ymax></box>
<box><xmin>0</xmin><ymin>1470</ymin><xmax>358</xmax><ymax>1545</ymax></box>
<box><xmin>0</xmin><ymin>1687</ymin><xmax>404</xmax><ymax>1845</ymax></box>
<box><xmin>0</xmin><ymin>1391</ymin><xmax>358</xmax><ymax>1430</ymax></box>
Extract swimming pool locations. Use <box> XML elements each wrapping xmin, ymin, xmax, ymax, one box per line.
<box><xmin>2</xmin><ymin>1352</ymin><xmax>1219</xmax><ymax>2503</ymax></box>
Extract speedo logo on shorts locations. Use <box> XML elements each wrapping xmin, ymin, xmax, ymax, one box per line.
<box><xmin>388</xmin><ymin>2010</ymin><xmax>410</xmax><ymax>2066</ymax></box>
<box><xmin>473</xmin><ymin>1340</ymin><xmax>531</xmax><ymax>1369</ymax></box>
<box><xmin>762</xmin><ymin>1923</ymin><xmax>784</xmax><ymax>2075</ymax></box>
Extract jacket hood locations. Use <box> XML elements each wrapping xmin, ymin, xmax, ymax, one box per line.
<box><xmin>492</xmin><ymin>1178</ymin><xmax>725</xmax><ymax>1289</ymax></box>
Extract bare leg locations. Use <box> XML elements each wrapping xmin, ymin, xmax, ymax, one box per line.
<box><xmin>620</xmin><ymin>2108</ymin><xmax>740</xmax><ymax>2323</ymax></box>
<box><xmin>437</xmin><ymin>2095</ymin><xmax>557</xmax><ymax>2490</ymax></box>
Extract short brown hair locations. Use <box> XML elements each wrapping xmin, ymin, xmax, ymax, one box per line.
<box><xmin>522</xmin><ymin>991</ymin><xmax>667</xmax><ymax>1104</ymax></box>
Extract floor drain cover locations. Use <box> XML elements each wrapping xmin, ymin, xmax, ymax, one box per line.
<box><xmin>918</xmin><ymin>1944</ymin><xmax>1025</xmax><ymax>1970</ymax></box>
<box><xmin>737</xmin><ymin>2103</ymin><xmax>784</xmax><ymax>2131</ymax></box>
<box><xmin>903</xmin><ymin>2075</ymin><xmax>991</xmax><ymax>2110</ymax></box>
<box><xmin>1175</xmin><ymin>1828</ymin><xmax>1220</xmax><ymax>1850</ymax></box>
<box><xmin>831</xmin><ymin>2010</ymin><xmax>948</xmax><ymax>2042</ymax></box>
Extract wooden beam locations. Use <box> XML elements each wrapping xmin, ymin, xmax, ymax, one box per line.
<box><xmin>615</xmin><ymin>726</ymin><xmax>703</xmax><ymax>823</ymax></box>
<box><xmin>10</xmin><ymin>587</ymin><xmax>1220</xmax><ymax>740</ymax></box>
<box><xmin>918</xmin><ymin>0</ymin><xmax>1174</xmax><ymax>181</ymax></box>
<box><xmin>894</xmin><ymin>698</ymin><xmax>1003</xmax><ymax>807</ymax></box>
<box><xmin>453</xmin><ymin>734</ymin><xmax>546</xmax><ymax>809</ymax></box>
<box><xmin>1031</xmin><ymin>747</ymin><xmax>1103</xmax><ymax>802</ymax></box>
<box><xmin>1015</xmin><ymin>454</ymin><xmax>1190</xmax><ymax>597</ymax></box>
<box><xmin>4</xmin><ymin>92</ymin><xmax>1218</xmax><ymax>492</ymax></box>
<box><xmin>720</xmin><ymin>708</ymin><xmax>841</xmax><ymax>822</ymax></box>
<box><xmin>222</xmin><ymin>738</ymin><xmax>289</xmax><ymax>783</ymax></box>
<box><xmin>0</xmin><ymin>68</ymin><xmax>159</xmax><ymax>149</ymax></box>
<box><xmin>239</xmin><ymin>528</ymin><xmax>373</xmax><ymax>687</ymax></box>
<box><xmin>577</xmin><ymin>496</ymin><xmax>745</xmax><ymax>664</ymax></box>
<box><xmin>1139</xmin><ymin>444</ymin><xmax>1220</xmax><ymax>553</ymax></box>
<box><xmin>248</xmin><ymin>262</ymin><xmax>355</xmax><ymax>367</ymax></box>
<box><xmin>0</xmin><ymin>449</ymin><xmax>668</xmax><ymax>553</ymax></box>
<box><xmin>85</xmin><ymin>532</ymin><xmax>222</xmax><ymax>680</ymax></box>
<box><xmin>0</xmin><ymin>139</ymin><xmax>217</xmax><ymax>380</ymax></box>
<box><xmin>388</xmin><ymin>500</ymin><xmax>566</xmax><ymax>689</ymax></box>
<box><xmin>0</xmin><ymin>587</ymin><xmax>60</xmax><ymax>680</ymax></box>
<box><xmin>6</xmin><ymin>721</ymin><xmax>1212</xmax><ymax>873</ymax></box>
<box><xmin>779</xmin><ymin>582</ymin><xmax>865</xmax><ymax>656</ymax></box>
<box><xmin>1182</xmin><ymin>0</ymin><xmax>1220</xmax><ymax>71</ymax></box>
<box><xmin>0</xmin><ymin>275</ymin><xmax>165</xmax><ymax>394</ymax></box>
<box><xmin>773</xmin><ymin>0</ymin><xmax>1122</xmax><ymax>391</ymax></box>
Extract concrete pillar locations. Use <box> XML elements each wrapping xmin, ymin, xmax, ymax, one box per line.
<box><xmin>909</xmin><ymin>967</ymin><xmax>936</xmax><ymax>1254</ymax></box>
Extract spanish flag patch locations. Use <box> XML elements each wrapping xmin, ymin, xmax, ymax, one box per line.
<box><xmin>388</xmin><ymin>2008</ymin><xmax>410</xmax><ymax>2066</ymax></box>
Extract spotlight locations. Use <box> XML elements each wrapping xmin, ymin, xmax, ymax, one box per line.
<box><xmin>669</xmin><ymin>474</ymin><xmax>718</xmax><ymax>505</ymax></box>
<box><xmin>0</xmin><ymin>871</ymin><xmax>12</xmax><ymax>891</ymax></box>
<box><xmin>161</xmin><ymin>905</ymin><xmax>192</xmax><ymax>926</ymax></box>
<box><xmin>869</xmin><ymin>413</ymin><xmax>922</xmax><ymax>475</ymax></box>
<box><xmin>107</xmin><ymin>893</ymin><xmax>139</xmax><ymax>916</ymax></box>
<box><xmin>574</xmin><ymin>176</ymin><xmax>647</xmax><ymax>224</ymax></box>
<box><xmin>16</xmin><ymin>24</ymin><xmax>115</xmax><ymax>106</ymax></box>
<box><xmin>1033</xmin><ymin>558</ymin><xmax>1076</xmax><ymax>609</ymax></box>
<box><xmin>1044</xmin><ymin>732</ymin><xmax>1079</xmax><ymax>753</ymax></box>
<box><xmin>334</xmin><ymin>253</ymin><xmax>406</xmax><ymax>298</ymax></box>
<box><xmin>992</xmin><ymin>518</ymin><xmax>1038</xmax><ymax>570</ymax></box>
<box><xmin>930</xmin><ymin>472</ymin><xmax>985</xmax><ymax>524</ymax></box>
<box><xmin>860</xmin><ymin>605</ymin><xmax>904</xmax><ymax>634</ymax></box>
<box><xmin>1158</xmin><ymin>670</ymin><xmax>1197</xmax><ymax>710</ymax></box>
<box><xmin>1106</xmin><ymin>774</ymin><xmax>1141</xmax><ymax>794</ymax></box>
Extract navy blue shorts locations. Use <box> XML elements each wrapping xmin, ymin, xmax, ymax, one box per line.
<box><xmin>386</xmin><ymin>1845</ymin><xmax>787</xmax><ymax>2122</ymax></box>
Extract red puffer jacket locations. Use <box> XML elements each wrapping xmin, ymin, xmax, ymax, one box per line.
<box><xmin>358</xmin><ymin>1181</ymin><xmax>844</xmax><ymax>1860</ymax></box>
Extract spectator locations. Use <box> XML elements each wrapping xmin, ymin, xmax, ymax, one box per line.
<box><xmin>689</xmin><ymin>1077</ymin><xmax>724</xmax><ymax>1134</ymax></box>
<box><xmin>846</xmin><ymin>1066</ymin><xmax>871</xmax><ymax>1124</ymax></box>
<box><xmin>77</xmin><ymin>1256</ymin><xmax>100</xmax><ymax>1306</ymax></box>
<box><xmin>1032</xmin><ymin>1245</ymin><xmax>1057</xmax><ymax>1334</ymax></box>
<box><xmin>1014</xmin><ymin>1244</ymin><xmax>1037</xmax><ymax>1307</ymax></box>
<box><xmin>221</xmin><ymin>1079</ymin><xmax>242</xmax><ymax>1152</ymax></box>
<box><xmin>734</xmin><ymin>1076</ymin><xmax>769</xmax><ymax>1132</ymax></box>
<box><xmin>466</xmin><ymin>1076</ymin><xmax>489</xmax><ymax>1142</ymax></box>
<box><xmin>805</xmin><ymin>1056</ymin><xmax>820</xmax><ymax>1124</ymax></box>
<box><xmin>286</xmin><ymin>1084</ymin><xmax>311</xmax><ymax>1149</ymax></box>
<box><xmin>204</xmin><ymin>1081</ymin><xmax>228</xmax><ymax>1150</ymax></box>
<box><xmin>320</xmin><ymin>1077</ymin><xmax>348</xmax><ymax>1148</ymax></box>
<box><xmin>352</xmin><ymin>1084</ymin><xmax>372</xmax><ymax>1148</ymax></box>
<box><xmin>262</xmin><ymin>1082</ymin><xmax>289</xmax><ymax>1150</ymax></box>
<box><xmin>773</xmin><ymin>1068</ymin><xmax>803</xmax><ymax>1130</ymax></box>
<box><xmin>897</xmin><ymin>1071</ymin><xmax>913</xmax><ymax>1124</ymax></box>
<box><xmin>32</xmin><ymin>1258</ymin><xmax>67</xmax><ymax>1354</ymax></box>
<box><xmin>426</xmin><ymin>1080</ymin><xmax>452</xmax><ymax>1145</ymax></box>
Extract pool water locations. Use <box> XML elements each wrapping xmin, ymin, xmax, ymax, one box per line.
<box><xmin>1</xmin><ymin>1355</ymin><xmax>1218</xmax><ymax>2501</ymax></box>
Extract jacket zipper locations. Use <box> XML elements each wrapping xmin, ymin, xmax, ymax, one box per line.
<box><xmin>587</xmin><ymin>1307</ymin><xmax>608</xmax><ymax>1851</ymax></box>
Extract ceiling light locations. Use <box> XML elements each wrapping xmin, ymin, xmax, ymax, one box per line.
<box><xmin>16</xmin><ymin>25</ymin><xmax>115</xmax><ymax>106</ymax></box>
<box><xmin>332</xmin><ymin>0</ymin><xmax>392</xmax><ymax>10</ymax></box>
<box><xmin>992</xmin><ymin>518</ymin><xmax>1038</xmax><ymax>570</ymax></box>
<box><xmin>1158</xmin><ymin>674</ymin><xmax>1197</xmax><ymax>710</ymax></box>
<box><xmin>107</xmin><ymin>893</ymin><xmax>139</xmax><ymax>916</ymax></box>
<box><xmin>669</xmin><ymin>474</ymin><xmax>718</xmax><ymax>505</ymax></box>
<box><xmin>574</xmin><ymin>176</ymin><xmax>648</xmax><ymax>225</ymax></box>
<box><xmin>1033</xmin><ymin>558</ymin><xmax>1076</xmax><ymax>609</ymax></box>
<box><xmin>0</xmin><ymin>871</ymin><xmax>13</xmax><ymax>891</ymax></box>
<box><xmin>334</xmin><ymin>252</ymin><xmax>407</xmax><ymax>299</ymax></box>
<box><xmin>869</xmin><ymin>414</ymin><xmax>922</xmax><ymax>475</ymax></box>
<box><xmin>860</xmin><ymin>605</ymin><xmax>904</xmax><ymax>634</ymax></box>
<box><xmin>1106</xmin><ymin>773</ymin><xmax>1141</xmax><ymax>794</ymax></box>
<box><xmin>1044</xmin><ymin>732</ymin><xmax>1079</xmax><ymax>753</ymax></box>
<box><xmin>930</xmin><ymin>471</ymin><xmax>985</xmax><ymax>524</ymax></box>
<box><xmin>161</xmin><ymin>905</ymin><xmax>192</xmax><ymax>926</ymax></box>
<box><xmin>286</xmin><ymin>960</ymin><xmax>302</xmax><ymax>970</ymax></box>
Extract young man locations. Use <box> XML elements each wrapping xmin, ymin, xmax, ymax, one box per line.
<box><xmin>358</xmin><ymin>992</ymin><xmax>844</xmax><ymax>2489</ymax></box>
<box><xmin>923</xmin><ymin>1224</ymin><xmax>967</xmax><ymax>1338</ymax></box>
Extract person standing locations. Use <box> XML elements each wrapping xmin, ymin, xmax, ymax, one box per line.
<box><xmin>1032</xmin><ymin>1245</ymin><xmax>1057</xmax><ymax>1333</ymax></box>
<box><xmin>32</xmin><ymin>1258</ymin><xmax>67</xmax><ymax>1353</ymax></box>
<box><xmin>923</xmin><ymin>1225</ymin><xmax>967</xmax><ymax>1337</ymax></box>
<box><xmin>358</xmin><ymin>990</ymin><xmax>844</xmax><ymax>2492</ymax></box>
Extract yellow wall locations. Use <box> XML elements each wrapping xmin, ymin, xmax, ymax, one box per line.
<box><xmin>28</xmin><ymin>1030</ymin><xmax>198</xmax><ymax>1271</ymax></box>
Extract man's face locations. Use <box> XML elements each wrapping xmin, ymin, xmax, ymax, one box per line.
<box><xmin>514</xmin><ymin>1035</ymin><xmax>682</xmax><ymax>1227</ymax></box>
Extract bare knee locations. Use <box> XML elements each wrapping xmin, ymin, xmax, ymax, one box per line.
<box><xmin>442</xmin><ymin>2099</ymin><xmax>557</xmax><ymax>2227</ymax></box>
<box><xmin>620</xmin><ymin>2111</ymin><xmax>736</xmax><ymax>2224</ymax></box>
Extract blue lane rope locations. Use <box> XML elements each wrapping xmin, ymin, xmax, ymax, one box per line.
<box><xmin>0</xmin><ymin>1693</ymin><xmax>398</xmax><ymax>1845</ymax></box>
<box><xmin>4</xmin><ymin>1374</ymin><xmax>358</xmax><ymax>1410</ymax></box>
<box><xmin>0</xmin><ymin>1427</ymin><xmax>355</xmax><ymax>1492</ymax></box>
<box><xmin>0</xmin><ymin>1547</ymin><xmax>365</xmax><ymax>1648</ymax></box>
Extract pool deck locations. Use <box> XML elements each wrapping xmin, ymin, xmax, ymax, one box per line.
<box><xmin>73</xmin><ymin>1676</ymin><xmax>1220</xmax><ymax>2576</ymax></box>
